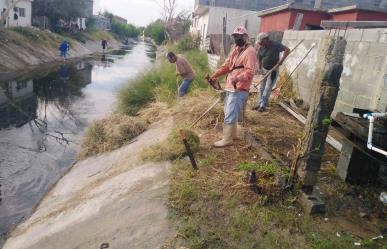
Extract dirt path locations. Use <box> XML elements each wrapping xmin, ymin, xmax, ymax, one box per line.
<box><xmin>3</xmin><ymin>119</ymin><xmax>174</xmax><ymax>249</ymax></box>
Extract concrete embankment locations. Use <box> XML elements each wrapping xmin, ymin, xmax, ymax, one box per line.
<box><xmin>3</xmin><ymin>118</ymin><xmax>174</xmax><ymax>249</ymax></box>
<box><xmin>0</xmin><ymin>29</ymin><xmax>121</xmax><ymax>73</ymax></box>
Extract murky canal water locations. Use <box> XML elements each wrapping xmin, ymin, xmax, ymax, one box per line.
<box><xmin>0</xmin><ymin>42</ymin><xmax>156</xmax><ymax>242</ymax></box>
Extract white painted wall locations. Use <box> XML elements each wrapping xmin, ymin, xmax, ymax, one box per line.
<box><xmin>208</xmin><ymin>7</ymin><xmax>260</xmax><ymax>38</ymax></box>
<box><xmin>191</xmin><ymin>6</ymin><xmax>260</xmax><ymax>39</ymax></box>
<box><xmin>0</xmin><ymin>0</ymin><xmax>32</xmax><ymax>28</ymax></box>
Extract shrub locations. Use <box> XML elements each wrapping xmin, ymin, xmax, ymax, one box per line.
<box><xmin>176</xmin><ymin>35</ymin><xmax>200</xmax><ymax>53</ymax></box>
<box><xmin>144</xmin><ymin>20</ymin><xmax>166</xmax><ymax>45</ymax></box>
<box><xmin>11</xmin><ymin>27</ymin><xmax>40</xmax><ymax>40</ymax></box>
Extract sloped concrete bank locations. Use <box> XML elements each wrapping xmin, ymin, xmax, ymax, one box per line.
<box><xmin>0</xmin><ymin>29</ymin><xmax>121</xmax><ymax>73</ymax></box>
<box><xmin>3</xmin><ymin>118</ymin><xmax>175</xmax><ymax>249</ymax></box>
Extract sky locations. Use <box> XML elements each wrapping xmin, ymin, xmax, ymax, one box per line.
<box><xmin>94</xmin><ymin>0</ymin><xmax>194</xmax><ymax>27</ymax></box>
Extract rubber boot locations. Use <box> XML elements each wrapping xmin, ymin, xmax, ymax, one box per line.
<box><xmin>214</xmin><ymin>124</ymin><xmax>234</xmax><ymax>147</ymax></box>
<box><xmin>235</xmin><ymin>124</ymin><xmax>245</xmax><ymax>140</ymax></box>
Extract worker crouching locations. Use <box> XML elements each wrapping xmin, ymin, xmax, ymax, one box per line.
<box><xmin>209</xmin><ymin>26</ymin><xmax>257</xmax><ymax>147</ymax></box>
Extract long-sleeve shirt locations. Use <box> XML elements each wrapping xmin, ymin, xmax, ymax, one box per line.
<box><xmin>213</xmin><ymin>44</ymin><xmax>257</xmax><ymax>92</ymax></box>
<box><xmin>176</xmin><ymin>55</ymin><xmax>196</xmax><ymax>81</ymax></box>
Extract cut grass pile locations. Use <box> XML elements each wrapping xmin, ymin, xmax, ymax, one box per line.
<box><xmin>79</xmin><ymin>114</ymin><xmax>147</xmax><ymax>159</ymax></box>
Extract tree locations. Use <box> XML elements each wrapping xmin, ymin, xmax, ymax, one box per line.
<box><xmin>0</xmin><ymin>0</ymin><xmax>27</xmax><ymax>29</ymax></box>
<box><xmin>144</xmin><ymin>20</ymin><xmax>166</xmax><ymax>45</ymax></box>
<box><xmin>102</xmin><ymin>11</ymin><xmax>140</xmax><ymax>39</ymax></box>
<box><xmin>153</xmin><ymin>0</ymin><xmax>178</xmax><ymax>22</ymax></box>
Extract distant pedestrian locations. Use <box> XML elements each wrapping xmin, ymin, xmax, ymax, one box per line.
<box><xmin>101</xmin><ymin>39</ymin><xmax>108</xmax><ymax>53</ymax></box>
<box><xmin>166</xmin><ymin>52</ymin><xmax>196</xmax><ymax>98</ymax></box>
<box><xmin>59</xmin><ymin>40</ymin><xmax>70</xmax><ymax>60</ymax></box>
<box><xmin>253</xmin><ymin>32</ymin><xmax>290</xmax><ymax>112</ymax></box>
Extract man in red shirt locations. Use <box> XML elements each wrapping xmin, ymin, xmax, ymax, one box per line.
<box><xmin>209</xmin><ymin>26</ymin><xmax>257</xmax><ymax>147</ymax></box>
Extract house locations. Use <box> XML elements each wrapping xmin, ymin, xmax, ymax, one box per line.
<box><xmin>0</xmin><ymin>0</ymin><xmax>33</xmax><ymax>28</ymax></box>
<box><xmin>31</xmin><ymin>0</ymin><xmax>93</xmax><ymax>30</ymax></box>
<box><xmin>329</xmin><ymin>5</ymin><xmax>387</xmax><ymax>22</ymax></box>
<box><xmin>258</xmin><ymin>3</ymin><xmax>330</xmax><ymax>32</ymax></box>
<box><xmin>191</xmin><ymin>0</ymin><xmax>288</xmax><ymax>54</ymax></box>
<box><xmin>93</xmin><ymin>14</ymin><xmax>111</xmax><ymax>31</ymax></box>
<box><xmin>114</xmin><ymin>15</ymin><xmax>127</xmax><ymax>25</ymax></box>
<box><xmin>259</xmin><ymin>0</ymin><xmax>387</xmax><ymax>32</ymax></box>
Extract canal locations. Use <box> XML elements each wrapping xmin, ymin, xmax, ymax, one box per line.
<box><xmin>0</xmin><ymin>42</ymin><xmax>156</xmax><ymax>242</ymax></box>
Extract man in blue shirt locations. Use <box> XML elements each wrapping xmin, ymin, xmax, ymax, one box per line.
<box><xmin>59</xmin><ymin>40</ymin><xmax>70</xmax><ymax>60</ymax></box>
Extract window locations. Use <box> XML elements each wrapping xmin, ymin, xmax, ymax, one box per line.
<box><xmin>19</xmin><ymin>8</ymin><xmax>25</xmax><ymax>17</ymax></box>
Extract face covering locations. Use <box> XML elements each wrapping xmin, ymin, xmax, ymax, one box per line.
<box><xmin>234</xmin><ymin>36</ymin><xmax>246</xmax><ymax>47</ymax></box>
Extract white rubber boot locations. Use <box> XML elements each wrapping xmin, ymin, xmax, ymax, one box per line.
<box><xmin>235</xmin><ymin>124</ymin><xmax>245</xmax><ymax>140</ymax></box>
<box><xmin>214</xmin><ymin>124</ymin><xmax>234</xmax><ymax>147</ymax></box>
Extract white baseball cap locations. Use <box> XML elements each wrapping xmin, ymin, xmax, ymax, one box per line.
<box><xmin>256</xmin><ymin>32</ymin><xmax>269</xmax><ymax>43</ymax></box>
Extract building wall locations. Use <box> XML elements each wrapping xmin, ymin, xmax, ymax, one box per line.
<box><xmin>295</xmin><ymin>0</ymin><xmax>387</xmax><ymax>10</ymax></box>
<box><xmin>0</xmin><ymin>0</ymin><xmax>32</xmax><ymax>27</ymax></box>
<box><xmin>208</xmin><ymin>7</ymin><xmax>260</xmax><ymax>37</ymax></box>
<box><xmin>191</xmin><ymin>6</ymin><xmax>260</xmax><ymax>45</ymax></box>
<box><xmin>292</xmin><ymin>10</ymin><xmax>330</xmax><ymax>29</ymax></box>
<box><xmin>260</xmin><ymin>11</ymin><xmax>292</xmax><ymax>33</ymax></box>
<box><xmin>195</xmin><ymin>0</ymin><xmax>288</xmax><ymax>11</ymax></box>
<box><xmin>331</xmin><ymin>11</ymin><xmax>387</xmax><ymax>22</ymax></box>
<box><xmin>356</xmin><ymin>10</ymin><xmax>387</xmax><ymax>21</ymax></box>
<box><xmin>330</xmin><ymin>11</ymin><xmax>358</xmax><ymax>21</ymax></box>
<box><xmin>282</xmin><ymin>29</ymin><xmax>387</xmax><ymax>115</ymax></box>
<box><xmin>260</xmin><ymin>10</ymin><xmax>330</xmax><ymax>32</ymax></box>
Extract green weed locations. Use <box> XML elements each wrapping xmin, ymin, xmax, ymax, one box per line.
<box><xmin>117</xmin><ymin>49</ymin><xmax>210</xmax><ymax>115</ymax></box>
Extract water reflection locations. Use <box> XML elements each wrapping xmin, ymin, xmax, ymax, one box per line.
<box><xmin>0</xmin><ymin>42</ymin><xmax>156</xmax><ymax>242</ymax></box>
<box><xmin>0</xmin><ymin>80</ymin><xmax>37</xmax><ymax>129</ymax></box>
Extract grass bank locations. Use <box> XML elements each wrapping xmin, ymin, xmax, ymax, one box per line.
<box><xmin>79</xmin><ymin>36</ymin><xmax>386</xmax><ymax>248</ymax></box>
<box><xmin>142</xmin><ymin>94</ymin><xmax>386</xmax><ymax>249</ymax></box>
<box><xmin>117</xmin><ymin>46</ymin><xmax>210</xmax><ymax>115</ymax></box>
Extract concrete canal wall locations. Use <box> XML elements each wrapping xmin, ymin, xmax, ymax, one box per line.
<box><xmin>0</xmin><ymin>29</ymin><xmax>121</xmax><ymax>73</ymax></box>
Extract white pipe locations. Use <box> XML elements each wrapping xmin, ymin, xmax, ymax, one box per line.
<box><xmin>364</xmin><ymin>113</ymin><xmax>387</xmax><ymax>157</ymax></box>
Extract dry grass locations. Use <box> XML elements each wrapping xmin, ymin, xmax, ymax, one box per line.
<box><xmin>79</xmin><ymin>114</ymin><xmax>147</xmax><ymax>159</ymax></box>
<box><xmin>141</xmin><ymin>127</ymin><xmax>200</xmax><ymax>161</ymax></box>
<box><xmin>154</xmin><ymin>90</ymin><xmax>386</xmax><ymax>249</ymax></box>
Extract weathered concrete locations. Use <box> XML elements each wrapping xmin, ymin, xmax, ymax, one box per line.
<box><xmin>2</xmin><ymin>119</ymin><xmax>175</xmax><ymax>249</ymax></box>
<box><xmin>0</xmin><ymin>30</ymin><xmax>121</xmax><ymax>73</ymax></box>
<box><xmin>299</xmin><ymin>191</ymin><xmax>326</xmax><ymax>215</ymax></box>
<box><xmin>297</xmin><ymin>37</ymin><xmax>346</xmax><ymax>191</ymax></box>
<box><xmin>282</xmin><ymin>28</ymin><xmax>387</xmax><ymax>115</ymax></box>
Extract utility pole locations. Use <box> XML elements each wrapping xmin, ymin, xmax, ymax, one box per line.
<box><xmin>298</xmin><ymin>36</ymin><xmax>346</xmax><ymax>195</ymax></box>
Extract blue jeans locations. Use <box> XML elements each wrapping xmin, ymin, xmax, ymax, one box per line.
<box><xmin>224</xmin><ymin>91</ymin><xmax>249</xmax><ymax>124</ymax></box>
<box><xmin>258</xmin><ymin>68</ymin><xmax>279</xmax><ymax>108</ymax></box>
<box><xmin>179</xmin><ymin>79</ymin><xmax>193</xmax><ymax>97</ymax></box>
<box><xmin>60</xmin><ymin>50</ymin><xmax>68</xmax><ymax>58</ymax></box>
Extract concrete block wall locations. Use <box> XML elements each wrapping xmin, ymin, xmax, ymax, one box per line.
<box><xmin>282</xmin><ymin>28</ymin><xmax>387</xmax><ymax>115</ymax></box>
